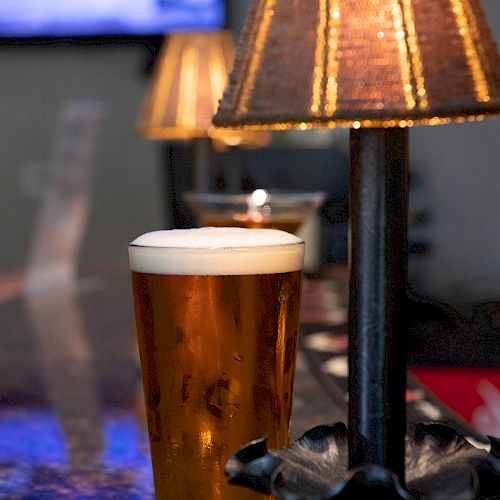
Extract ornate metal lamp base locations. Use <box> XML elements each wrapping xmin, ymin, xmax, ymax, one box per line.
<box><xmin>226</xmin><ymin>423</ymin><xmax>500</xmax><ymax>499</ymax></box>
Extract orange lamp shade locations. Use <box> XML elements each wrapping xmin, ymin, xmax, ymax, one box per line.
<box><xmin>213</xmin><ymin>0</ymin><xmax>499</xmax><ymax>129</ymax></box>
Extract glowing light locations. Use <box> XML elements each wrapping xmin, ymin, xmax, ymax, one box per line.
<box><xmin>150</xmin><ymin>37</ymin><xmax>180</xmax><ymax>127</ymax></box>
<box><xmin>391</xmin><ymin>1</ymin><xmax>416</xmax><ymax>110</ymax></box>
<box><xmin>200</xmin><ymin>430</ymin><xmax>213</xmax><ymax>454</ymax></box>
<box><xmin>325</xmin><ymin>0</ymin><xmax>341</xmax><ymax>117</ymax></box>
<box><xmin>450</xmin><ymin>0</ymin><xmax>491</xmax><ymax>102</ymax></box>
<box><xmin>251</xmin><ymin>189</ymin><xmax>268</xmax><ymax>207</ymax></box>
<box><xmin>177</xmin><ymin>46</ymin><xmax>198</xmax><ymax>130</ymax></box>
<box><xmin>310</xmin><ymin>0</ymin><xmax>340</xmax><ymax>117</ymax></box>
<box><xmin>237</xmin><ymin>0</ymin><xmax>277</xmax><ymax>114</ymax></box>
<box><xmin>208</xmin><ymin>40</ymin><xmax>228</xmax><ymax>114</ymax></box>
<box><xmin>311</xmin><ymin>0</ymin><xmax>328</xmax><ymax>116</ymax></box>
<box><xmin>221</xmin><ymin>136</ymin><xmax>242</xmax><ymax>146</ymax></box>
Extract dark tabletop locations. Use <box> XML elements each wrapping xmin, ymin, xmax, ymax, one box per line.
<box><xmin>0</xmin><ymin>266</ymin><xmax>484</xmax><ymax>498</ymax></box>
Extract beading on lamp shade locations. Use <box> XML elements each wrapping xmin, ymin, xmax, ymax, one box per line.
<box><xmin>213</xmin><ymin>0</ymin><xmax>500</xmax><ymax>129</ymax></box>
<box><xmin>137</xmin><ymin>31</ymin><xmax>270</xmax><ymax>147</ymax></box>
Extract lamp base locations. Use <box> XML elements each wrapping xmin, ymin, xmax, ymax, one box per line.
<box><xmin>225</xmin><ymin>422</ymin><xmax>500</xmax><ymax>499</ymax></box>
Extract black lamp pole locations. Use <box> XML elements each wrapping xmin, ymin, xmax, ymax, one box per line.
<box><xmin>348</xmin><ymin>128</ymin><xmax>409</xmax><ymax>484</ymax></box>
<box><xmin>225</xmin><ymin>126</ymin><xmax>500</xmax><ymax>498</ymax></box>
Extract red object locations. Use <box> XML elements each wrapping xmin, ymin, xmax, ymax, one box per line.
<box><xmin>411</xmin><ymin>367</ymin><xmax>500</xmax><ymax>436</ymax></box>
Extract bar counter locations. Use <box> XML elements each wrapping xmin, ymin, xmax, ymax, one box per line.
<box><xmin>0</xmin><ymin>266</ymin><xmax>484</xmax><ymax>498</ymax></box>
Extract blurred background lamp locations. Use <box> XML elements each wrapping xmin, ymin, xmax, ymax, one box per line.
<box><xmin>137</xmin><ymin>31</ymin><xmax>270</xmax><ymax>196</ymax></box>
<box><xmin>136</xmin><ymin>31</ymin><xmax>270</xmax><ymax>149</ymax></box>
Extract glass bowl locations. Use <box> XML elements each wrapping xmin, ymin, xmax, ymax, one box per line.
<box><xmin>184</xmin><ymin>189</ymin><xmax>326</xmax><ymax>234</ymax></box>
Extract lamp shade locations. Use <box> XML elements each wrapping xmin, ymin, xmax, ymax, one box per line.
<box><xmin>213</xmin><ymin>0</ymin><xmax>500</xmax><ymax>129</ymax></box>
<box><xmin>137</xmin><ymin>31</ymin><xmax>269</xmax><ymax>146</ymax></box>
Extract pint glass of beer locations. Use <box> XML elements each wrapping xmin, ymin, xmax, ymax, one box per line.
<box><xmin>129</xmin><ymin>227</ymin><xmax>304</xmax><ymax>499</ymax></box>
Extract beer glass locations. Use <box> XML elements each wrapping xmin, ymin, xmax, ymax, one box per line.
<box><xmin>129</xmin><ymin>227</ymin><xmax>304</xmax><ymax>499</ymax></box>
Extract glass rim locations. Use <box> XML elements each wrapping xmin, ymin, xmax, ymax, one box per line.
<box><xmin>128</xmin><ymin>240</ymin><xmax>305</xmax><ymax>251</ymax></box>
<box><xmin>183</xmin><ymin>190</ymin><xmax>326</xmax><ymax>203</ymax></box>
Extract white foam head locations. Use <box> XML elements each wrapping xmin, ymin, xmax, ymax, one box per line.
<box><xmin>129</xmin><ymin>227</ymin><xmax>304</xmax><ymax>275</ymax></box>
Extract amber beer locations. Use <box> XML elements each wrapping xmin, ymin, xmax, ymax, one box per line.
<box><xmin>200</xmin><ymin>217</ymin><xmax>302</xmax><ymax>234</ymax></box>
<box><xmin>129</xmin><ymin>227</ymin><xmax>304</xmax><ymax>499</ymax></box>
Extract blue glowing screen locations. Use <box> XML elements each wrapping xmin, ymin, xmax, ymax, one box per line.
<box><xmin>0</xmin><ymin>0</ymin><xmax>224</xmax><ymax>37</ymax></box>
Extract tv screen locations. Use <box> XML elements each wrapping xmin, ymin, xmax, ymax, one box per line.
<box><xmin>0</xmin><ymin>0</ymin><xmax>225</xmax><ymax>38</ymax></box>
